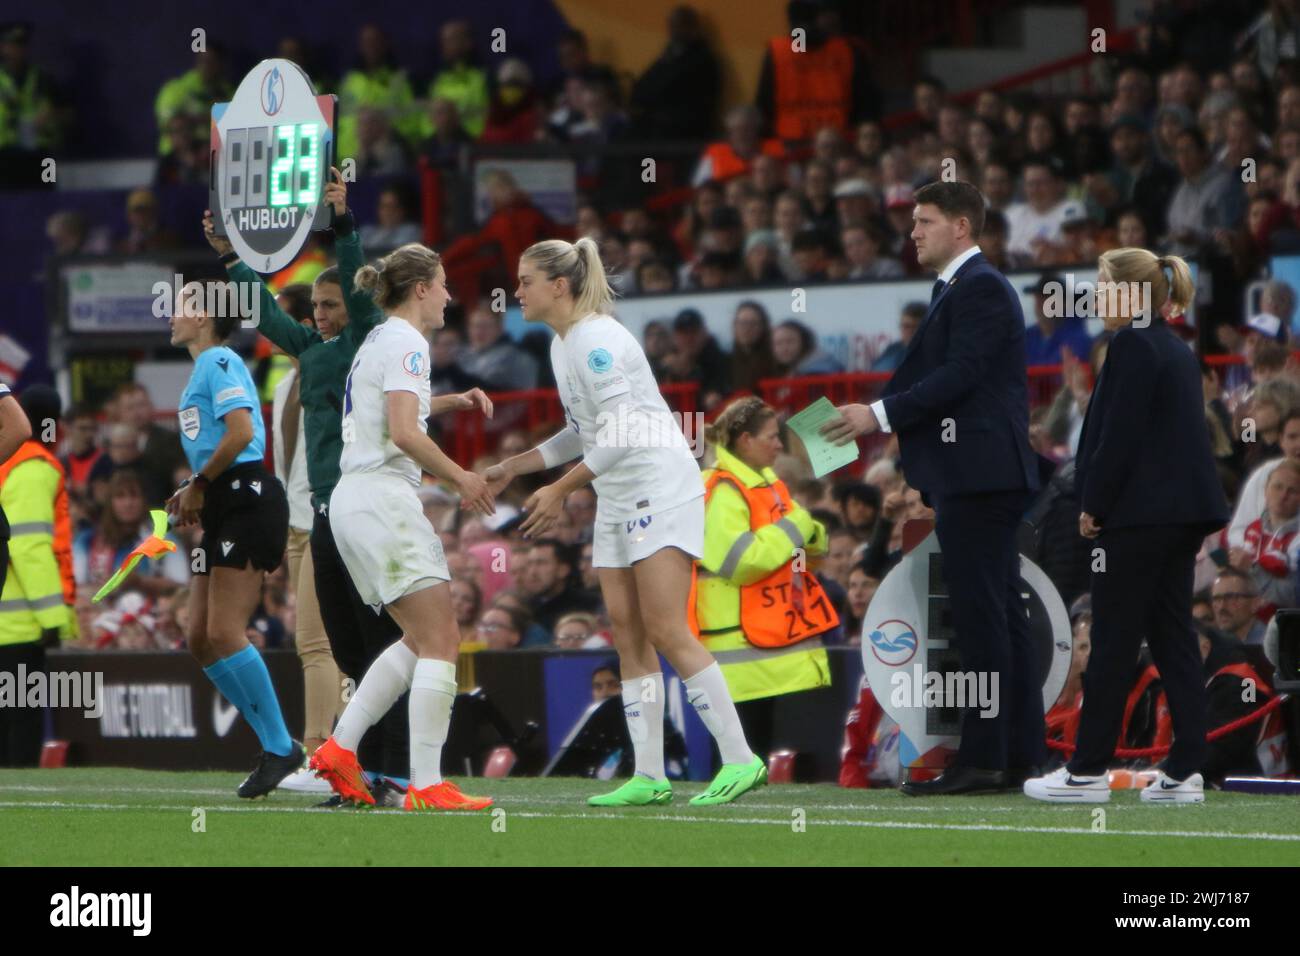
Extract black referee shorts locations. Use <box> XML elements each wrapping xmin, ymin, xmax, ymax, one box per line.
<box><xmin>197</xmin><ymin>462</ymin><xmax>289</xmax><ymax>574</ymax></box>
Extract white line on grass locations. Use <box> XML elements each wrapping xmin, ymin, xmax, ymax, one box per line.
<box><xmin>1</xmin><ymin>800</ymin><xmax>1297</xmax><ymax>844</ymax></box>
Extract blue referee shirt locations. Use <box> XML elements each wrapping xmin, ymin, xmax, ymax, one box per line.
<box><xmin>177</xmin><ymin>346</ymin><xmax>265</xmax><ymax>474</ymax></box>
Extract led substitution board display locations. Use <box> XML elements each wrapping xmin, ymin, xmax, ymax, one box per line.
<box><xmin>209</xmin><ymin>59</ymin><xmax>337</xmax><ymax>274</ymax></box>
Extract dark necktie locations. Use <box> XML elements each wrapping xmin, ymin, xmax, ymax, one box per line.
<box><xmin>931</xmin><ymin>279</ymin><xmax>946</xmax><ymax>304</ymax></box>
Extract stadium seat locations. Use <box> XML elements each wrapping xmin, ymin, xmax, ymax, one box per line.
<box><xmin>483</xmin><ymin>745</ymin><xmax>517</xmax><ymax>778</ymax></box>
<box><xmin>767</xmin><ymin>749</ymin><xmax>797</xmax><ymax>784</ymax></box>
<box><xmin>40</xmin><ymin>740</ymin><xmax>69</xmax><ymax>768</ymax></box>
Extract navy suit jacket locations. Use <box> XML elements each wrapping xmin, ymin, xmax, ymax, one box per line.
<box><xmin>1074</xmin><ymin>320</ymin><xmax>1230</xmax><ymax>532</ymax></box>
<box><xmin>881</xmin><ymin>251</ymin><xmax>1040</xmax><ymax>499</ymax></box>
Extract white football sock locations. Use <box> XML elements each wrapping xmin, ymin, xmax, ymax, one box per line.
<box><xmin>409</xmin><ymin>657</ymin><xmax>457</xmax><ymax>790</ymax></box>
<box><xmin>622</xmin><ymin>673</ymin><xmax>666</xmax><ymax>781</ymax></box>
<box><xmin>332</xmin><ymin>640</ymin><xmax>416</xmax><ymax>753</ymax></box>
<box><xmin>684</xmin><ymin>662</ymin><xmax>755</xmax><ymax>766</ymax></box>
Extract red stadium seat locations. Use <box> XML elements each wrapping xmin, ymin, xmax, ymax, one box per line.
<box><xmin>483</xmin><ymin>745</ymin><xmax>517</xmax><ymax>778</ymax></box>
<box><xmin>767</xmin><ymin>749</ymin><xmax>797</xmax><ymax>784</ymax></box>
<box><xmin>40</xmin><ymin>740</ymin><xmax>69</xmax><ymax>768</ymax></box>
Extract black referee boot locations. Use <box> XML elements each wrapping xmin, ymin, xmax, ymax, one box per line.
<box><xmin>238</xmin><ymin>741</ymin><xmax>306</xmax><ymax>799</ymax></box>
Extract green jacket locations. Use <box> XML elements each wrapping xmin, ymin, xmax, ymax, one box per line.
<box><xmin>154</xmin><ymin>69</ymin><xmax>233</xmax><ymax>155</ymax></box>
<box><xmin>228</xmin><ymin>215</ymin><xmax>382</xmax><ymax>510</ymax></box>
<box><xmin>336</xmin><ymin>65</ymin><xmax>421</xmax><ymax>160</ymax></box>
<box><xmin>424</xmin><ymin>64</ymin><xmax>489</xmax><ymax>139</ymax></box>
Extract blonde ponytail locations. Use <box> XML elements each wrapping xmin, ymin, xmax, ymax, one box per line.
<box><xmin>1098</xmin><ymin>247</ymin><xmax>1196</xmax><ymax>321</ymax></box>
<box><xmin>522</xmin><ymin>237</ymin><xmax>616</xmax><ymax>318</ymax></box>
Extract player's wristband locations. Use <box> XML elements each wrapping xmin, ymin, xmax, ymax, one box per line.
<box><xmin>218</xmin><ymin>251</ymin><xmax>240</xmax><ymax>266</ymax></box>
<box><xmin>191</xmin><ymin>473</ymin><xmax>211</xmax><ymax>492</ymax></box>
<box><xmin>333</xmin><ymin>209</ymin><xmax>355</xmax><ymax>237</ymax></box>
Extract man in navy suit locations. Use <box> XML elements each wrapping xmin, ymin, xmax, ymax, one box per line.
<box><xmin>822</xmin><ymin>180</ymin><xmax>1045</xmax><ymax>794</ymax></box>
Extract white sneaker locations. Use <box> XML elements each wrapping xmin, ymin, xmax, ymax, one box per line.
<box><xmin>277</xmin><ymin>766</ymin><xmax>333</xmax><ymax>794</ymax></box>
<box><xmin>1023</xmin><ymin>767</ymin><xmax>1110</xmax><ymax>803</ymax></box>
<box><xmin>1140</xmin><ymin>771</ymin><xmax>1204</xmax><ymax>804</ymax></box>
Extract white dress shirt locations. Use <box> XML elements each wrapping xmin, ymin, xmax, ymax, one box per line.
<box><xmin>870</xmin><ymin>244</ymin><xmax>982</xmax><ymax>433</ymax></box>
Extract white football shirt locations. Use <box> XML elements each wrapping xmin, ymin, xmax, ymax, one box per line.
<box><xmin>340</xmin><ymin>317</ymin><xmax>431</xmax><ymax>487</ymax></box>
<box><xmin>550</xmin><ymin>314</ymin><xmax>703</xmax><ymax>521</ymax></box>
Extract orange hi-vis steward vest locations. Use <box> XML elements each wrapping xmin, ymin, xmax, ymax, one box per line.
<box><xmin>768</xmin><ymin>35</ymin><xmax>854</xmax><ymax>141</ymax></box>
<box><xmin>0</xmin><ymin>440</ymin><xmax>74</xmax><ymax>606</ymax></box>
<box><xmin>688</xmin><ymin>467</ymin><xmax>839</xmax><ymax>648</ymax></box>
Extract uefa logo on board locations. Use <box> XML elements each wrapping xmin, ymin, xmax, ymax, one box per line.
<box><xmin>867</xmin><ymin>618</ymin><xmax>918</xmax><ymax>667</ymax></box>
<box><xmin>261</xmin><ymin>66</ymin><xmax>285</xmax><ymax>116</ymax></box>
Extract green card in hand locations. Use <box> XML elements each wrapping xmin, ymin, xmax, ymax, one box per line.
<box><xmin>785</xmin><ymin>397</ymin><xmax>862</xmax><ymax>478</ymax></box>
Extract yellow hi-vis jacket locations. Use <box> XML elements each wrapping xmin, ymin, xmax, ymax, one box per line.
<box><xmin>0</xmin><ymin>442</ymin><xmax>75</xmax><ymax>646</ymax></box>
<box><xmin>690</xmin><ymin>444</ymin><xmax>833</xmax><ymax>702</ymax></box>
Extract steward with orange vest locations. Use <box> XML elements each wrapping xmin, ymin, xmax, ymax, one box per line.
<box><xmin>755</xmin><ymin>6</ymin><xmax>878</xmax><ymax>142</ymax></box>
<box><xmin>689</xmin><ymin>399</ymin><xmax>836</xmax><ymax>736</ymax></box>
<box><xmin>0</xmin><ymin>386</ymin><xmax>76</xmax><ymax>766</ymax></box>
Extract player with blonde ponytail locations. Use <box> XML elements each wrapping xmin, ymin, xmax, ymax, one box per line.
<box><xmin>1025</xmin><ymin>246</ymin><xmax>1230</xmax><ymax>805</ymax></box>
<box><xmin>484</xmin><ymin>237</ymin><xmax>768</xmax><ymax>807</ymax></box>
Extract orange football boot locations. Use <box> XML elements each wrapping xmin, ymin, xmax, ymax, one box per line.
<box><xmin>403</xmin><ymin>780</ymin><xmax>494</xmax><ymax>811</ymax></box>
<box><xmin>308</xmin><ymin>737</ymin><xmax>375</xmax><ymax>806</ymax></box>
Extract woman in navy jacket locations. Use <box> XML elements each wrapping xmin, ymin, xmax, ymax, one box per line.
<box><xmin>1025</xmin><ymin>248</ymin><xmax>1230</xmax><ymax>805</ymax></box>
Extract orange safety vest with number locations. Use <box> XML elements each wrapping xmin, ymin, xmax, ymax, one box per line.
<box><xmin>0</xmin><ymin>440</ymin><xmax>75</xmax><ymax>606</ymax></box>
<box><xmin>688</xmin><ymin>468</ymin><xmax>839</xmax><ymax>647</ymax></box>
<box><xmin>768</xmin><ymin>35</ymin><xmax>854</xmax><ymax>141</ymax></box>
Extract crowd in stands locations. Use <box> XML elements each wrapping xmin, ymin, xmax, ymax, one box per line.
<box><xmin>6</xmin><ymin>3</ymin><xmax>1300</xmax><ymax>776</ymax></box>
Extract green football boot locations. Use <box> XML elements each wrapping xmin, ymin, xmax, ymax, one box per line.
<box><xmin>587</xmin><ymin>774</ymin><xmax>673</xmax><ymax>807</ymax></box>
<box><xmin>689</xmin><ymin>756</ymin><xmax>768</xmax><ymax>806</ymax></box>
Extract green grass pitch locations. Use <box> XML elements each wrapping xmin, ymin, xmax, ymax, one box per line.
<box><xmin>1</xmin><ymin>769</ymin><xmax>1298</xmax><ymax>866</ymax></box>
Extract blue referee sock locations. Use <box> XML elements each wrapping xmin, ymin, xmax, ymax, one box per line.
<box><xmin>202</xmin><ymin>656</ymin><xmax>255</xmax><ymax>730</ymax></box>
<box><xmin>223</xmin><ymin>644</ymin><xmax>295</xmax><ymax>758</ymax></box>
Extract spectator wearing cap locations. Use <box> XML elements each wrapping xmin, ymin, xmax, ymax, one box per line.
<box><xmin>693</xmin><ymin>104</ymin><xmax>786</xmax><ymax>186</ymax></box>
<box><xmin>881</xmin><ymin>183</ymin><xmax>921</xmax><ymax>273</ymax></box>
<box><xmin>871</xmin><ymin>301</ymin><xmax>925</xmax><ymax>372</ymax></box>
<box><xmin>1004</xmin><ymin>155</ymin><xmax>1074</xmax><ymax>258</ymax></box>
<box><xmin>1165</xmin><ymin>127</ymin><xmax>1247</xmax><ymax>258</ymax></box>
<box><xmin>1023</xmin><ymin>273</ymin><xmax>1093</xmax><ymax>367</ymax></box>
<box><xmin>671</xmin><ymin>308</ymin><xmax>731</xmax><ymax>394</ymax></box>
<box><xmin>842</xmin><ymin>222</ymin><xmax>904</xmax><ymax>280</ymax></box>
<box><xmin>1108</xmin><ymin>115</ymin><xmax>1180</xmax><ymax>240</ymax></box>
<box><xmin>482</xmin><ymin>58</ymin><xmax>542</xmax><ymax>144</ymax></box>
<box><xmin>742</xmin><ymin>229</ymin><xmax>785</xmax><ymax>284</ymax></box>
<box><xmin>1054</xmin><ymin>204</ymin><xmax>1103</xmax><ymax>266</ymax></box>
<box><xmin>833</xmin><ymin>177</ymin><xmax>876</xmax><ymax>230</ymax></box>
